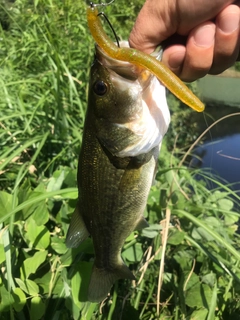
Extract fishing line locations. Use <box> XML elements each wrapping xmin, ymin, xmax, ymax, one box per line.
<box><xmin>202</xmin><ymin>110</ymin><xmax>214</xmax><ymax>189</ymax></box>
<box><xmin>89</xmin><ymin>1</ymin><xmax>120</xmax><ymax>47</ymax></box>
<box><xmin>89</xmin><ymin>0</ymin><xmax>115</xmax><ymax>7</ymax></box>
<box><xmin>179</xmin><ymin>112</ymin><xmax>240</xmax><ymax>166</ymax></box>
<box><xmin>97</xmin><ymin>12</ymin><xmax>120</xmax><ymax>48</ymax></box>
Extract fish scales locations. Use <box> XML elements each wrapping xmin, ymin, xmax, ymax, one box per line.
<box><xmin>80</xmin><ymin>103</ymin><xmax>156</xmax><ymax>264</ymax></box>
<box><xmin>66</xmin><ymin>42</ymin><xmax>170</xmax><ymax>302</ymax></box>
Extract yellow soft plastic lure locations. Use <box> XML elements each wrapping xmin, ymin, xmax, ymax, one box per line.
<box><xmin>87</xmin><ymin>5</ymin><xmax>205</xmax><ymax>112</ymax></box>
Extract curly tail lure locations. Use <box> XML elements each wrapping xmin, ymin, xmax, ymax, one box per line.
<box><xmin>87</xmin><ymin>2</ymin><xmax>205</xmax><ymax>112</ymax></box>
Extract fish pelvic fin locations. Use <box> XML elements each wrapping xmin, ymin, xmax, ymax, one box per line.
<box><xmin>88</xmin><ymin>263</ymin><xmax>135</xmax><ymax>302</ymax></box>
<box><xmin>135</xmin><ymin>216</ymin><xmax>149</xmax><ymax>230</ymax></box>
<box><xmin>66</xmin><ymin>204</ymin><xmax>89</xmax><ymax>248</ymax></box>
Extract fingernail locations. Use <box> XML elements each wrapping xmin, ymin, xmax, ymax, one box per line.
<box><xmin>218</xmin><ymin>13</ymin><xmax>239</xmax><ymax>34</ymax></box>
<box><xmin>193</xmin><ymin>25</ymin><xmax>215</xmax><ymax>48</ymax></box>
<box><xmin>167</xmin><ymin>50</ymin><xmax>185</xmax><ymax>69</ymax></box>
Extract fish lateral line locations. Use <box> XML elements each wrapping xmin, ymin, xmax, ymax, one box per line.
<box><xmin>87</xmin><ymin>5</ymin><xmax>205</xmax><ymax>112</ymax></box>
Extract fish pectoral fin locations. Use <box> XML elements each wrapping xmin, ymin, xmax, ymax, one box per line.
<box><xmin>66</xmin><ymin>205</ymin><xmax>89</xmax><ymax>248</ymax></box>
<box><xmin>96</xmin><ymin>119</ymin><xmax>140</xmax><ymax>156</ymax></box>
<box><xmin>88</xmin><ymin>263</ymin><xmax>135</xmax><ymax>302</ymax></box>
<box><xmin>135</xmin><ymin>216</ymin><xmax>149</xmax><ymax>230</ymax></box>
<box><xmin>119</xmin><ymin>152</ymin><xmax>155</xmax><ymax>192</ymax></box>
<box><xmin>119</xmin><ymin>166</ymin><xmax>142</xmax><ymax>192</ymax></box>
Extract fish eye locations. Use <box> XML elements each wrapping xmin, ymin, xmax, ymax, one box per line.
<box><xmin>93</xmin><ymin>80</ymin><xmax>108</xmax><ymax>96</ymax></box>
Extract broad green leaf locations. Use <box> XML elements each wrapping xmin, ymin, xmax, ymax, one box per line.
<box><xmin>60</xmin><ymin>241</ymin><xmax>94</xmax><ymax>267</ymax></box>
<box><xmin>13</xmin><ymin>287</ymin><xmax>26</xmax><ymax>312</ymax></box>
<box><xmin>71</xmin><ymin>261</ymin><xmax>93</xmax><ymax>307</ymax></box>
<box><xmin>15</xmin><ymin>278</ymin><xmax>39</xmax><ymax>296</ymax></box>
<box><xmin>17</xmin><ymin>181</ymin><xmax>34</xmax><ymax>219</ymax></box>
<box><xmin>164</xmin><ymin>170</ymin><xmax>180</xmax><ymax>193</ymax></box>
<box><xmin>184</xmin><ymin>272</ymin><xmax>199</xmax><ymax>291</ymax></box>
<box><xmin>190</xmin><ymin>308</ymin><xmax>208</xmax><ymax>320</ymax></box>
<box><xmin>204</xmin><ymin>217</ymin><xmax>221</xmax><ymax>228</ymax></box>
<box><xmin>0</xmin><ymin>243</ymin><xmax>5</xmax><ymax>264</ymax></box>
<box><xmin>31</xmin><ymin>200</ymin><xmax>49</xmax><ymax>226</ymax></box>
<box><xmin>147</xmin><ymin>187</ymin><xmax>160</xmax><ymax>205</ymax></box>
<box><xmin>30</xmin><ymin>296</ymin><xmax>45</xmax><ymax>320</ymax></box>
<box><xmin>122</xmin><ymin>243</ymin><xmax>143</xmax><ymax>262</ymax></box>
<box><xmin>168</xmin><ymin>230</ymin><xmax>185</xmax><ymax>245</ymax></box>
<box><xmin>47</xmin><ymin>169</ymin><xmax>66</xmax><ymax>192</ymax></box>
<box><xmin>141</xmin><ymin>224</ymin><xmax>162</xmax><ymax>239</ymax></box>
<box><xmin>34</xmin><ymin>0</ymin><xmax>40</xmax><ymax>8</ymax></box>
<box><xmin>64</xmin><ymin>168</ymin><xmax>77</xmax><ymax>187</ymax></box>
<box><xmin>146</xmin><ymin>224</ymin><xmax>162</xmax><ymax>231</ymax></box>
<box><xmin>0</xmin><ymin>188</ymin><xmax>77</xmax><ymax>224</ymax></box>
<box><xmin>194</xmin><ymin>227</ymin><xmax>215</xmax><ymax>242</ymax></box>
<box><xmin>185</xmin><ymin>282</ymin><xmax>202</xmax><ymax>308</ymax></box>
<box><xmin>192</xmin><ymin>227</ymin><xmax>203</xmax><ymax>241</ymax></box>
<box><xmin>65</xmin><ymin>297</ymin><xmax>85</xmax><ymax>320</ymax></box>
<box><xmin>207</xmin><ymin>282</ymin><xmax>217</xmax><ymax>320</ymax></box>
<box><xmin>185</xmin><ymin>273</ymin><xmax>212</xmax><ymax>309</ymax></box>
<box><xmin>218</xmin><ymin>198</ymin><xmax>233</xmax><ymax>211</ymax></box>
<box><xmin>148</xmin><ymin>209</ymin><xmax>160</xmax><ymax>224</ymax></box>
<box><xmin>224</xmin><ymin>212</ymin><xmax>239</xmax><ymax>226</ymax></box>
<box><xmin>0</xmin><ymin>285</ymin><xmax>14</xmax><ymax>312</ymax></box>
<box><xmin>51</xmin><ymin>236</ymin><xmax>68</xmax><ymax>254</ymax></box>
<box><xmin>0</xmin><ymin>191</ymin><xmax>17</xmax><ymax>220</ymax></box>
<box><xmin>143</xmin><ymin>207</ymin><xmax>148</xmax><ymax>218</ymax></box>
<box><xmin>174</xmin><ymin>192</ymin><xmax>187</xmax><ymax>210</ymax></box>
<box><xmin>81</xmin><ymin>302</ymin><xmax>98</xmax><ymax>320</ymax></box>
<box><xmin>20</xmin><ymin>191</ymin><xmax>46</xmax><ymax>221</ymax></box>
<box><xmin>174</xmin><ymin>209</ymin><xmax>240</xmax><ymax>262</ymax></box>
<box><xmin>25</xmin><ymin>217</ymin><xmax>50</xmax><ymax>249</ymax></box>
<box><xmin>174</xmin><ymin>250</ymin><xmax>196</xmax><ymax>271</ymax></box>
<box><xmin>20</xmin><ymin>250</ymin><xmax>47</xmax><ymax>279</ymax></box>
<box><xmin>58</xmin><ymin>191</ymin><xmax>78</xmax><ymax>199</ymax></box>
<box><xmin>125</xmin><ymin>232</ymin><xmax>136</xmax><ymax>242</ymax></box>
<box><xmin>61</xmin><ymin>268</ymin><xmax>71</xmax><ymax>298</ymax></box>
<box><xmin>207</xmin><ymin>191</ymin><xmax>228</xmax><ymax>203</ymax></box>
<box><xmin>35</xmin><ymin>271</ymin><xmax>63</xmax><ymax>295</ymax></box>
<box><xmin>201</xmin><ymin>273</ymin><xmax>216</xmax><ymax>288</ymax></box>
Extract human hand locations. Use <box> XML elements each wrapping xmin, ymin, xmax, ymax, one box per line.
<box><xmin>129</xmin><ymin>0</ymin><xmax>240</xmax><ymax>82</ymax></box>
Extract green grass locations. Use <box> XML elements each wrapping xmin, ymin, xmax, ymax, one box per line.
<box><xmin>0</xmin><ymin>0</ymin><xmax>240</xmax><ymax>319</ymax></box>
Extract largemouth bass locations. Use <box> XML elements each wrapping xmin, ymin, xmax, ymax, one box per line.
<box><xmin>66</xmin><ymin>42</ymin><xmax>170</xmax><ymax>302</ymax></box>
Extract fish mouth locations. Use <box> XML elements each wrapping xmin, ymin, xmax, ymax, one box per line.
<box><xmin>95</xmin><ymin>41</ymin><xmax>162</xmax><ymax>95</ymax></box>
<box><xmin>95</xmin><ymin>41</ymin><xmax>162</xmax><ymax>83</ymax></box>
<box><xmin>94</xmin><ymin>41</ymin><xmax>170</xmax><ymax>158</ymax></box>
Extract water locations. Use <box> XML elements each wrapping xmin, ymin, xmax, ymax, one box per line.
<box><xmin>191</xmin><ymin>134</ymin><xmax>240</xmax><ymax>195</ymax></box>
<box><xmin>189</xmin><ymin>103</ymin><xmax>240</xmax><ymax>199</ymax></box>
<box><xmin>198</xmin><ymin>74</ymin><xmax>240</xmax><ymax>107</ymax></box>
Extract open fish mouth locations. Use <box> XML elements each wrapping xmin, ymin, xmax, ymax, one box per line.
<box><xmin>95</xmin><ymin>40</ymin><xmax>162</xmax><ymax>82</ymax></box>
<box><xmin>95</xmin><ymin>41</ymin><xmax>170</xmax><ymax>158</ymax></box>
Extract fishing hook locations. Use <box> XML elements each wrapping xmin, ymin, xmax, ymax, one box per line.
<box><xmin>89</xmin><ymin>1</ymin><xmax>120</xmax><ymax>47</ymax></box>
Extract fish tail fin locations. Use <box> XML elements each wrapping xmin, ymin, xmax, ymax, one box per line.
<box><xmin>66</xmin><ymin>205</ymin><xmax>89</xmax><ymax>248</ymax></box>
<box><xmin>88</xmin><ymin>263</ymin><xmax>135</xmax><ymax>302</ymax></box>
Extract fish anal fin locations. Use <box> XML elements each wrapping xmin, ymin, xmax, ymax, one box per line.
<box><xmin>88</xmin><ymin>263</ymin><xmax>135</xmax><ymax>302</ymax></box>
<box><xmin>66</xmin><ymin>205</ymin><xmax>89</xmax><ymax>248</ymax></box>
<box><xmin>135</xmin><ymin>216</ymin><xmax>149</xmax><ymax>230</ymax></box>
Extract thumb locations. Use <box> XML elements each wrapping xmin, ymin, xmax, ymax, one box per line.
<box><xmin>129</xmin><ymin>0</ymin><xmax>177</xmax><ymax>53</ymax></box>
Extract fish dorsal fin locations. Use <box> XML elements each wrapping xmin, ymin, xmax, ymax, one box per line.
<box><xmin>66</xmin><ymin>205</ymin><xmax>89</xmax><ymax>248</ymax></box>
<box><xmin>135</xmin><ymin>216</ymin><xmax>149</xmax><ymax>230</ymax></box>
